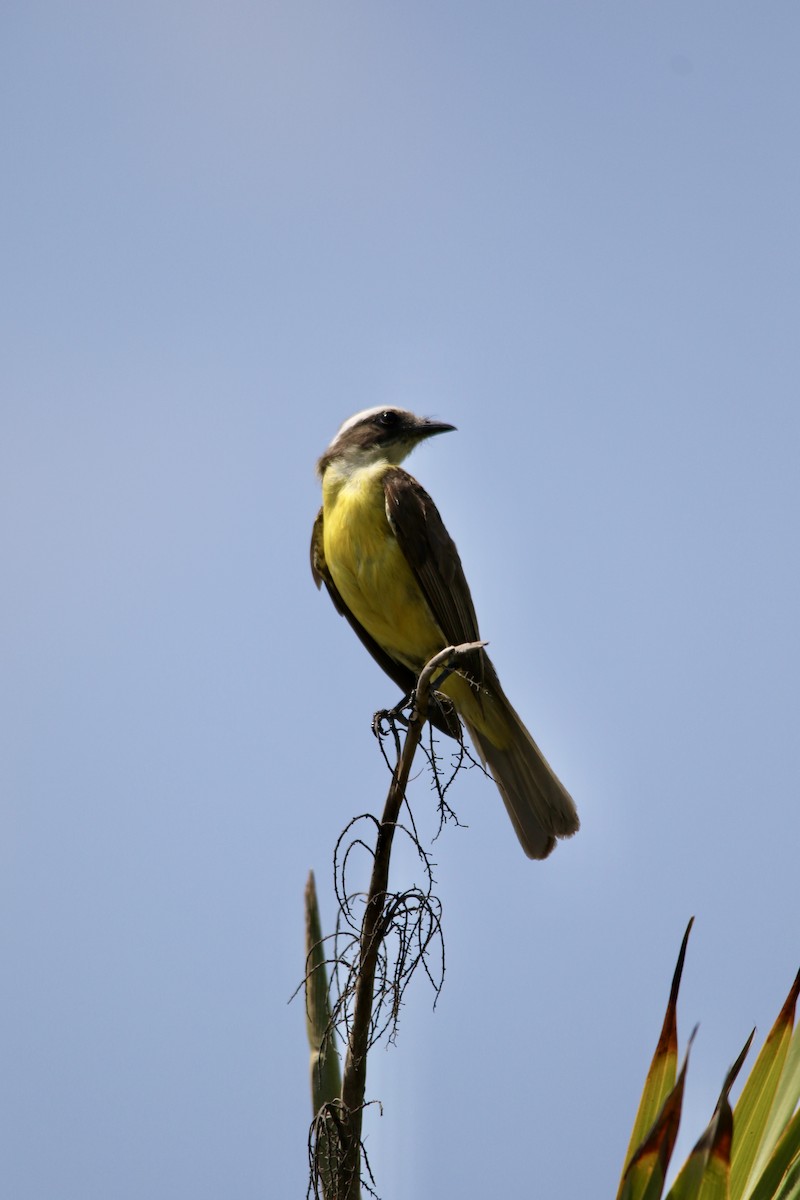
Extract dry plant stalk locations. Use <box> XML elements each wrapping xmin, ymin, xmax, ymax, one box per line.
<box><xmin>309</xmin><ymin>641</ymin><xmax>483</xmax><ymax>1200</ymax></box>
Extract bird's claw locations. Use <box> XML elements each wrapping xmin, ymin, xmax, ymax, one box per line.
<box><xmin>372</xmin><ymin>691</ymin><xmax>414</xmax><ymax>738</ymax></box>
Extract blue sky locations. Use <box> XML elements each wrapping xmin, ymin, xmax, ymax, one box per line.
<box><xmin>2</xmin><ymin>3</ymin><xmax>799</xmax><ymax>1197</ymax></box>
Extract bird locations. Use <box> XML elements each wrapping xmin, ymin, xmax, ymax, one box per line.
<box><xmin>310</xmin><ymin>406</ymin><xmax>579</xmax><ymax>859</ymax></box>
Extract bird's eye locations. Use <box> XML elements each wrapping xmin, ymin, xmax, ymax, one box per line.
<box><xmin>377</xmin><ymin>410</ymin><xmax>400</xmax><ymax>429</ymax></box>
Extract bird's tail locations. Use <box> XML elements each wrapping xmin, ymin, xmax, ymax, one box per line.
<box><xmin>455</xmin><ymin>666</ymin><xmax>579</xmax><ymax>860</ymax></box>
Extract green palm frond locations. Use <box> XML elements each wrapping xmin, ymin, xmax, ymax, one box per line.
<box><xmin>618</xmin><ymin>925</ymin><xmax>800</xmax><ymax>1200</ymax></box>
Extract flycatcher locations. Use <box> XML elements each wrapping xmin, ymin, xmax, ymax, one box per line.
<box><xmin>310</xmin><ymin>406</ymin><xmax>579</xmax><ymax>859</ymax></box>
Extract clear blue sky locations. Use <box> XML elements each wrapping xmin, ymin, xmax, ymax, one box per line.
<box><xmin>2</xmin><ymin>4</ymin><xmax>799</xmax><ymax>1197</ymax></box>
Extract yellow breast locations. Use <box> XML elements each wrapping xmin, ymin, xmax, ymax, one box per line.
<box><xmin>322</xmin><ymin>463</ymin><xmax>445</xmax><ymax>671</ymax></box>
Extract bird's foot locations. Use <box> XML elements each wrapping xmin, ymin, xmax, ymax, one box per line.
<box><xmin>372</xmin><ymin>692</ymin><xmax>413</xmax><ymax>738</ymax></box>
<box><xmin>429</xmin><ymin>664</ymin><xmax>458</xmax><ymax>692</ymax></box>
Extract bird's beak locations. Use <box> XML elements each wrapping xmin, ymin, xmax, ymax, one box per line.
<box><xmin>417</xmin><ymin>418</ymin><xmax>456</xmax><ymax>440</ymax></box>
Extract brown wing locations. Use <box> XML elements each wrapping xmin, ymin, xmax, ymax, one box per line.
<box><xmin>310</xmin><ymin>507</ymin><xmax>461</xmax><ymax>738</ymax></box>
<box><xmin>382</xmin><ymin>467</ymin><xmax>484</xmax><ymax>683</ymax></box>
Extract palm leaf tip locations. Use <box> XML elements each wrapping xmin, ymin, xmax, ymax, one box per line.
<box><xmin>620</xmin><ymin>920</ymin><xmax>695</xmax><ymax>1184</ymax></box>
<box><xmin>304</xmin><ymin>871</ymin><xmax>342</xmax><ymax>1109</ymax></box>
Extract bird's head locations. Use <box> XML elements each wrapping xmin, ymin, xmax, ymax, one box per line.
<box><xmin>316</xmin><ymin>406</ymin><xmax>456</xmax><ymax>478</ymax></box>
